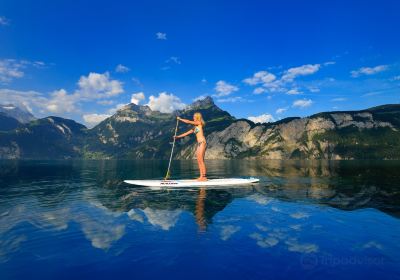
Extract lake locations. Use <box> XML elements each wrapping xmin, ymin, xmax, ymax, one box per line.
<box><xmin>0</xmin><ymin>160</ymin><xmax>399</xmax><ymax>279</ymax></box>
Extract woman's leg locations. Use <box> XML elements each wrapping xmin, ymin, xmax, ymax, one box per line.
<box><xmin>197</xmin><ymin>142</ymin><xmax>207</xmax><ymax>180</ymax></box>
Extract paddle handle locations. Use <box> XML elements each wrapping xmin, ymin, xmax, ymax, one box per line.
<box><xmin>165</xmin><ymin>118</ymin><xmax>179</xmax><ymax>180</ymax></box>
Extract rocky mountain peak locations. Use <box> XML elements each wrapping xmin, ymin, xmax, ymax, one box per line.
<box><xmin>0</xmin><ymin>104</ymin><xmax>36</xmax><ymax>123</ymax></box>
<box><xmin>186</xmin><ymin>96</ymin><xmax>215</xmax><ymax>110</ymax></box>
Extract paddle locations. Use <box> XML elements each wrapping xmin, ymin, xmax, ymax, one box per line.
<box><xmin>164</xmin><ymin>118</ymin><xmax>179</xmax><ymax>180</ymax></box>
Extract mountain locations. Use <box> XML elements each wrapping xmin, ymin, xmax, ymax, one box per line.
<box><xmin>0</xmin><ymin>116</ymin><xmax>87</xmax><ymax>159</ymax></box>
<box><xmin>0</xmin><ymin>113</ymin><xmax>21</xmax><ymax>131</ymax></box>
<box><xmin>83</xmin><ymin>96</ymin><xmax>235</xmax><ymax>158</ymax></box>
<box><xmin>0</xmin><ymin>98</ymin><xmax>399</xmax><ymax>159</ymax></box>
<box><xmin>0</xmin><ymin>104</ymin><xmax>36</xmax><ymax>123</ymax></box>
<box><xmin>202</xmin><ymin>103</ymin><xmax>400</xmax><ymax>160</ymax></box>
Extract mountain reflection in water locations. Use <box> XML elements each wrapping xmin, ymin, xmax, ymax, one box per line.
<box><xmin>0</xmin><ymin>160</ymin><xmax>399</xmax><ymax>280</ymax></box>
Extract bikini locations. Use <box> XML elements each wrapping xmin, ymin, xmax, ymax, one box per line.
<box><xmin>194</xmin><ymin>126</ymin><xmax>207</xmax><ymax>178</ymax></box>
<box><xmin>194</xmin><ymin>126</ymin><xmax>206</xmax><ymax>146</ymax></box>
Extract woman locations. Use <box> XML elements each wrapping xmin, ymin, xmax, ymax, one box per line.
<box><xmin>174</xmin><ymin>112</ymin><xmax>207</xmax><ymax>181</ymax></box>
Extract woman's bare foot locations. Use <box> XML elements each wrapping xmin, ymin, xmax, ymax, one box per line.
<box><xmin>196</xmin><ymin>176</ymin><xmax>207</xmax><ymax>181</ymax></box>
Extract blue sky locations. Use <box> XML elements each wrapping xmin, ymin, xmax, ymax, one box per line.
<box><xmin>0</xmin><ymin>0</ymin><xmax>399</xmax><ymax>126</ymax></box>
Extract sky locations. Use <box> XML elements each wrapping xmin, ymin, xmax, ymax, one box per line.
<box><xmin>0</xmin><ymin>0</ymin><xmax>399</xmax><ymax>127</ymax></box>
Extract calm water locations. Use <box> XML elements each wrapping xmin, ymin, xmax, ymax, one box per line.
<box><xmin>0</xmin><ymin>160</ymin><xmax>400</xmax><ymax>280</ymax></box>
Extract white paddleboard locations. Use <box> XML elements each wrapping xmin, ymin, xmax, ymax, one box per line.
<box><xmin>124</xmin><ymin>177</ymin><xmax>259</xmax><ymax>187</ymax></box>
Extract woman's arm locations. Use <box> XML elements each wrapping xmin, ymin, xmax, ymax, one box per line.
<box><xmin>177</xmin><ymin>117</ymin><xmax>201</xmax><ymax>126</ymax></box>
<box><xmin>175</xmin><ymin>128</ymin><xmax>194</xmax><ymax>139</ymax></box>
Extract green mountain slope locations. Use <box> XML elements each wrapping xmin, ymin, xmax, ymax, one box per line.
<box><xmin>0</xmin><ymin>99</ymin><xmax>399</xmax><ymax>160</ymax></box>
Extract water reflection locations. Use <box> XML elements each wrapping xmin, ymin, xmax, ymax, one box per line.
<box><xmin>0</xmin><ymin>160</ymin><xmax>399</xmax><ymax>279</ymax></box>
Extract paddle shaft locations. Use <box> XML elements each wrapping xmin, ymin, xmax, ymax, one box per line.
<box><xmin>165</xmin><ymin>118</ymin><xmax>179</xmax><ymax>179</ymax></box>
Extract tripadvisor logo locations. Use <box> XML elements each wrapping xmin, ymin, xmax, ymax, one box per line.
<box><xmin>300</xmin><ymin>253</ymin><xmax>384</xmax><ymax>270</ymax></box>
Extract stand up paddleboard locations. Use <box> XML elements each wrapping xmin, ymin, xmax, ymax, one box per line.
<box><xmin>125</xmin><ymin>119</ymin><xmax>259</xmax><ymax>188</ymax></box>
<box><xmin>124</xmin><ymin>178</ymin><xmax>259</xmax><ymax>187</ymax></box>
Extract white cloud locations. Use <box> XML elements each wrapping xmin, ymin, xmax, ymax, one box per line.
<box><xmin>97</xmin><ymin>100</ymin><xmax>114</xmax><ymax>105</ymax></box>
<box><xmin>331</xmin><ymin>97</ymin><xmax>347</xmax><ymax>102</ymax></box>
<box><xmin>132</xmin><ymin>77</ymin><xmax>143</xmax><ymax>87</ymax></box>
<box><xmin>214</xmin><ymin>80</ymin><xmax>239</xmax><ymax>97</ymax></box>
<box><xmin>286</xmin><ymin>88</ymin><xmax>302</xmax><ymax>95</ymax></box>
<box><xmin>0</xmin><ymin>72</ymin><xmax>124</xmax><ymax>117</ymax></box>
<box><xmin>253</xmin><ymin>87</ymin><xmax>266</xmax><ymax>94</ymax></box>
<box><xmin>115</xmin><ymin>64</ymin><xmax>130</xmax><ymax>73</ymax></box>
<box><xmin>130</xmin><ymin>92</ymin><xmax>145</xmax><ymax>105</ymax></box>
<box><xmin>308</xmin><ymin>87</ymin><xmax>320</xmax><ymax>93</ymax></box>
<box><xmin>156</xmin><ymin>32</ymin><xmax>167</xmax><ymax>40</ymax></box>
<box><xmin>77</xmin><ymin>72</ymin><xmax>123</xmax><ymax>99</ymax></box>
<box><xmin>46</xmin><ymin>89</ymin><xmax>78</xmax><ymax>113</ymax></box>
<box><xmin>243</xmin><ymin>71</ymin><xmax>276</xmax><ymax>86</ymax></box>
<box><xmin>0</xmin><ymin>89</ymin><xmax>47</xmax><ymax>113</ymax></box>
<box><xmin>248</xmin><ymin>113</ymin><xmax>275</xmax><ymax>124</ymax></box>
<box><xmin>147</xmin><ymin>92</ymin><xmax>186</xmax><ymax>113</ymax></box>
<box><xmin>293</xmin><ymin>99</ymin><xmax>313</xmax><ymax>108</ymax></box>
<box><xmin>243</xmin><ymin>64</ymin><xmax>321</xmax><ymax>94</ymax></box>
<box><xmin>324</xmin><ymin>61</ymin><xmax>336</xmax><ymax>66</ymax></box>
<box><xmin>107</xmin><ymin>103</ymin><xmax>127</xmax><ymax>114</ymax></box>
<box><xmin>351</xmin><ymin>65</ymin><xmax>388</xmax><ymax>77</ymax></box>
<box><xmin>166</xmin><ymin>56</ymin><xmax>181</xmax><ymax>64</ymax></box>
<box><xmin>0</xmin><ymin>59</ymin><xmax>25</xmax><ymax>83</ymax></box>
<box><xmin>281</xmin><ymin>64</ymin><xmax>321</xmax><ymax>82</ymax></box>
<box><xmin>83</xmin><ymin>114</ymin><xmax>111</xmax><ymax>127</ymax></box>
<box><xmin>193</xmin><ymin>95</ymin><xmax>207</xmax><ymax>101</ymax></box>
<box><xmin>276</xmin><ymin>108</ymin><xmax>287</xmax><ymax>114</ymax></box>
<box><xmin>393</xmin><ymin>75</ymin><xmax>400</xmax><ymax>81</ymax></box>
<box><xmin>0</xmin><ymin>59</ymin><xmax>49</xmax><ymax>83</ymax></box>
<box><xmin>216</xmin><ymin>96</ymin><xmax>244</xmax><ymax>103</ymax></box>
<box><xmin>0</xmin><ymin>16</ymin><xmax>9</xmax><ymax>26</ymax></box>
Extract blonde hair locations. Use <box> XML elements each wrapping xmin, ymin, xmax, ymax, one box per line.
<box><xmin>194</xmin><ymin>112</ymin><xmax>206</xmax><ymax>126</ymax></box>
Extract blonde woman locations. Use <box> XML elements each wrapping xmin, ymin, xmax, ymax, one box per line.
<box><xmin>174</xmin><ymin>112</ymin><xmax>207</xmax><ymax>181</ymax></box>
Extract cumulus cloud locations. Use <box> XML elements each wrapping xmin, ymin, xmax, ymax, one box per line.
<box><xmin>46</xmin><ymin>89</ymin><xmax>78</xmax><ymax>113</ymax></box>
<box><xmin>292</xmin><ymin>99</ymin><xmax>313</xmax><ymax>108</ymax></box>
<box><xmin>243</xmin><ymin>64</ymin><xmax>321</xmax><ymax>95</ymax></box>
<box><xmin>77</xmin><ymin>72</ymin><xmax>123</xmax><ymax>99</ymax></box>
<box><xmin>115</xmin><ymin>64</ymin><xmax>130</xmax><ymax>73</ymax></box>
<box><xmin>156</xmin><ymin>32</ymin><xmax>167</xmax><ymax>40</ymax></box>
<box><xmin>147</xmin><ymin>92</ymin><xmax>186</xmax><ymax>113</ymax></box>
<box><xmin>243</xmin><ymin>71</ymin><xmax>276</xmax><ymax>86</ymax></box>
<box><xmin>276</xmin><ymin>108</ymin><xmax>287</xmax><ymax>114</ymax></box>
<box><xmin>248</xmin><ymin>113</ymin><xmax>275</xmax><ymax>124</ymax></box>
<box><xmin>286</xmin><ymin>88</ymin><xmax>302</xmax><ymax>95</ymax></box>
<box><xmin>281</xmin><ymin>64</ymin><xmax>321</xmax><ymax>82</ymax></box>
<box><xmin>0</xmin><ymin>72</ymin><xmax>124</xmax><ymax>117</ymax></box>
<box><xmin>130</xmin><ymin>92</ymin><xmax>145</xmax><ymax>105</ymax></box>
<box><xmin>107</xmin><ymin>103</ymin><xmax>127</xmax><ymax>114</ymax></box>
<box><xmin>253</xmin><ymin>87</ymin><xmax>266</xmax><ymax>94</ymax></box>
<box><xmin>214</xmin><ymin>80</ymin><xmax>239</xmax><ymax>97</ymax></box>
<box><xmin>351</xmin><ymin>65</ymin><xmax>388</xmax><ymax>77</ymax></box>
<box><xmin>83</xmin><ymin>114</ymin><xmax>111</xmax><ymax>127</ymax></box>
